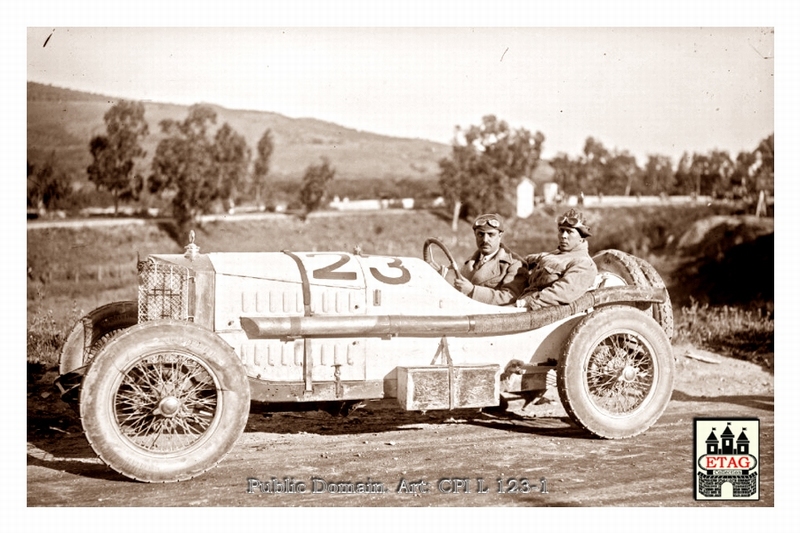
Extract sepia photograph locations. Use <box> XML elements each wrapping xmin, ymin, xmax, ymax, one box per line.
<box><xmin>15</xmin><ymin>1</ymin><xmax>794</xmax><ymax>521</ymax></box>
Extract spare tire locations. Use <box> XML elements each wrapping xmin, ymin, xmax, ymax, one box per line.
<box><xmin>632</xmin><ymin>256</ymin><xmax>674</xmax><ymax>341</ymax></box>
<box><xmin>592</xmin><ymin>250</ymin><xmax>673</xmax><ymax>341</ymax></box>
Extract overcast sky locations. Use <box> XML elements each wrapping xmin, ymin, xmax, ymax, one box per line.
<box><xmin>27</xmin><ymin>25</ymin><xmax>775</xmax><ymax>164</ymax></box>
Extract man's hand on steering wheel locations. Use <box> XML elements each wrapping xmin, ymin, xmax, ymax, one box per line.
<box><xmin>453</xmin><ymin>277</ymin><xmax>474</xmax><ymax>296</ymax></box>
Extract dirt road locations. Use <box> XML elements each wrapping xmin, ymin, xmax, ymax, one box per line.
<box><xmin>27</xmin><ymin>346</ymin><xmax>774</xmax><ymax>507</ymax></box>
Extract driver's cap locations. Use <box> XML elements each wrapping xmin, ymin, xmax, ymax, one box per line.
<box><xmin>473</xmin><ymin>213</ymin><xmax>504</xmax><ymax>232</ymax></box>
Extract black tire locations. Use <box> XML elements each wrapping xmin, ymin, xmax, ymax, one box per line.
<box><xmin>593</xmin><ymin>250</ymin><xmax>673</xmax><ymax>340</ymax></box>
<box><xmin>59</xmin><ymin>301</ymin><xmax>138</xmax><ymax>375</ymax></box>
<box><xmin>79</xmin><ymin>320</ymin><xmax>250</xmax><ymax>482</ymax></box>
<box><xmin>557</xmin><ymin>306</ymin><xmax>674</xmax><ymax>439</ymax></box>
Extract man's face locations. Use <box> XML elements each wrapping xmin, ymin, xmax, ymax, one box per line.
<box><xmin>475</xmin><ymin>228</ymin><xmax>502</xmax><ymax>256</ymax></box>
<box><xmin>558</xmin><ymin>226</ymin><xmax>583</xmax><ymax>252</ymax></box>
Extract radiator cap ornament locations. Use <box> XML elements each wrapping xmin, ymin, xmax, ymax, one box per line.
<box><xmin>184</xmin><ymin>230</ymin><xmax>200</xmax><ymax>260</ymax></box>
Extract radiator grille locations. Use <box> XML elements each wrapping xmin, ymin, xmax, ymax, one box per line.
<box><xmin>138</xmin><ymin>259</ymin><xmax>190</xmax><ymax>322</ymax></box>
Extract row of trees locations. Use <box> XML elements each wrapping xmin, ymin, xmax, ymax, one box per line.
<box><xmin>30</xmin><ymin>105</ymin><xmax>774</xmax><ymax>228</ymax></box>
<box><xmin>438</xmin><ymin>115</ymin><xmax>774</xmax><ymax>218</ymax></box>
<box><xmin>550</xmin><ymin>134</ymin><xmax>774</xmax><ymax>199</ymax></box>
<box><xmin>81</xmin><ymin>101</ymin><xmax>336</xmax><ymax>234</ymax></box>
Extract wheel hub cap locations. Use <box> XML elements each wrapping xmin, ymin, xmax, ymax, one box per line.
<box><xmin>158</xmin><ymin>396</ymin><xmax>181</xmax><ymax>417</ymax></box>
<box><xmin>620</xmin><ymin>366</ymin><xmax>637</xmax><ymax>382</ymax></box>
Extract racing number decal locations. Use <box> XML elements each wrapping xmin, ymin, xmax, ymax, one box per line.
<box><xmin>369</xmin><ymin>258</ymin><xmax>411</xmax><ymax>285</ymax></box>
<box><xmin>311</xmin><ymin>254</ymin><xmax>357</xmax><ymax>280</ymax></box>
<box><xmin>310</xmin><ymin>254</ymin><xmax>410</xmax><ymax>285</ymax></box>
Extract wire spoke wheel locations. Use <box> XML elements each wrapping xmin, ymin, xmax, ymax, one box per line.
<box><xmin>585</xmin><ymin>332</ymin><xmax>655</xmax><ymax>415</ymax></box>
<box><xmin>114</xmin><ymin>352</ymin><xmax>220</xmax><ymax>453</ymax></box>
<box><xmin>558</xmin><ymin>306</ymin><xmax>674</xmax><ymax>439</ymax></box>
<box><xmin>81</xmin><ymin>320</ymin><xmax>250</xmax><ymax>482</ymax></box>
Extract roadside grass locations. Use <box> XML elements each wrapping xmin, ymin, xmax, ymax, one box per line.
<box><xmin>27</xmin><ymin>296</ymin><xmax>81</xmax><ymax>369</ymax></box>
<box><xmin>673</xmin><ymin>299</ymin><xmax>774</xmax><ymax>370</ymax></box>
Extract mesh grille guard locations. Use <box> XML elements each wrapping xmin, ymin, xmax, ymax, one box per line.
<box><xmin>138</xmin><ymin>258</ymin><xmax>191</xmax><ymax>322</ymax></box>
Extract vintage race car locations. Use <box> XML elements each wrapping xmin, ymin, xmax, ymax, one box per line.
<box><xmin>57</xmin><ymin>233</ymin><xmax>674</xmax><ymax>483</ymax></box>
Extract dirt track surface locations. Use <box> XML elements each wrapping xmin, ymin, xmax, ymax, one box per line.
<box><xmin>27</xmin><ymin>346</ymin><xmax>774</xmax><ymax>507</ymax></box>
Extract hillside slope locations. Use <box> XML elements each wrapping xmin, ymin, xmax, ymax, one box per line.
<box><xmin>26</xmin><ymin>82</ymin><xmax>450</xmax><ymax>183</ymax></box>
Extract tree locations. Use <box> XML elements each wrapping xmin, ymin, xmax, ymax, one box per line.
<box><xmin>550</xmin><ymin>153</ymin><xmax>583</xmax><ymax>196</ymax></box>
<box><xmin>86</xmin><ymin>100</ymin><xmax>149</xmax><ymax>213</ymax></box>
<box><xmin>150</xmin><ymin>105</ymin><xmax>222</xmax><ymax>232</ymax></box>
<box><xmin>580</xmin><ymin>136</ymin><xmax>610</xmax><ymax>194</ymax></box>
<box><xmin>438</xmin><ymin>115</ymin><xmax>544</xmax><ymax>218</ymax></box>
<box><xmin>595</xmin><ymin>150</ymin><xmax>640</xmax><ymax>196</ymax></box>
<box><xmin>672</xmin><ymin>152</ymin><xmax>695</xmax><ymax>195</ymax></box>
<box><xmin>678</xmin><ymin>150</ymin><xmax>734</xmax><ymax>197</ymax></box>
<box><xmin>253</xmin><ymin>129</ymin><xmax>274</xmax><ymax>208</ymax></box>
<box><xmin>752</xmin><ymin>133</ymin><xmax>774</xmax><ymax>194</ymax></box>
<box><xmin>212</xmin><ymin>123</ymin><xmax>251</xmax><ymax>205</ymax></box>
<box><xmin>27</xmin><ymin>153</ymin><xmax>72</xmax><ymax>211</ymax></box>
<box><xmin>299</xmin><ymin>157</ymin><xmax>336</xmax><ymax>215</ymax></box>
<box><xmin>642</xmin><ymin>155</ymin><xmax>675</xmax><ymax>195</ymax></box>
<box><xmin>731</xmin><ymin>134</ymin><xmax>774</xmax><ymax>198</ymax></box>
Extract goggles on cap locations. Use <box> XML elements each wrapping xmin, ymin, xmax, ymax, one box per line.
<box><xmin>558</xmin><ymin>214</ymin><xmax>582</xmax><ymax>226</ymax></box>
<box><xmin>473</xmin><ymin>215</ymin><xmax>501</xmax><ymax>229</ymax></box>
<box><xmin>556</xmin><ymin>209</ymin><xmax>592</xmax><ymax>237</ymax></box>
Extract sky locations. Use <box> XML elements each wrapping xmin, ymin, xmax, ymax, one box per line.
<box><xmin>26</xmin><ymin>25</ymin><xmax>776</xmax><ymax>164</ymax></box>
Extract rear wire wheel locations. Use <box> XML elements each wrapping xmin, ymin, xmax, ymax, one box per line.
<box><xmin>80</xmin><ymin>320</ymin><xmax>250</xmax><ymax>482</ymax></box>
<box><xmin>557</xmin><ymin>306</ymin><xmax>674</xmax><ymax>439</ymax></box>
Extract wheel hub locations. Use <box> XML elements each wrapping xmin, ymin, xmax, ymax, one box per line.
<box><xmin>158</xmin><ymin>396</ymin><xmax>181</xmax><ymax>417</ymax></box>
<box><xmin>620</xmin><ymin>366</ymin><xmax>637</xmax><ymax>382</ymax></box>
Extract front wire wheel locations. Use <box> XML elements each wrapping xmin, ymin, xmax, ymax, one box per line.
<box><xmin>114</xmin><ymin>351</ymin><xmax>219</xmax><ymax>453</ymax></box>
<box><xmin>558</xmin><ymin>306</ymin><xmax>674</xmax><ymax>439</ymax></box>
<box><xmin>80</xmin><ymin>320</ymin><xmax>250</xmax><ymax>482</ymax></box>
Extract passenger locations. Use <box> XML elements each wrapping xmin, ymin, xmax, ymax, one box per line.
<box><xmin>455</xmin><ymin>213</ymin><xmax>527</xmax><ymax>306</ymax></box>
<box><xmin>515</xmin><ymin>209</ymin><xmax>598</xmax><ymax>310</ymax></box>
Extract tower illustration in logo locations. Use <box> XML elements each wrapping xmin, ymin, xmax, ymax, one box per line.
<box><xmin>694</xmin><ymin>418</ymin><xmax>759</xmax><ymax>500</ymax></box>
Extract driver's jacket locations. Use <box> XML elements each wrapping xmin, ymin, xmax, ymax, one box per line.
<box><xmin>459</xmin><ymin>244</ymin><xmax>527</xmax><ymax>306</ymax></box>
<box><xmin>517</xmin><ymin>241</ymin><xmax>598</xmax><ymax>310</ymax></box>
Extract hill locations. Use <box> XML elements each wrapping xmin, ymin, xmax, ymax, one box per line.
<box><xmin>26</xmin><ymin>82</ymin><xmax>451</xmax><ymax>189</ymax></box>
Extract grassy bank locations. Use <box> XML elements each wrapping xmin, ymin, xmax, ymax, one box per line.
<box><xmin>673</xmin><ymin>300</ymin><xmax>774</xmax><ymax>370</ymax></box>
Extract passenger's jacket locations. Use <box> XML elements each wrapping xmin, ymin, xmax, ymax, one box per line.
<box><xmin>459</xmin><ymin>244</ymin><xmax>528</xmax><ymax>306</ymax></box>
<box><xmin>517</xmin><ymin>241</ymin><xmax>598</xmax><ymax>310</ymax></box>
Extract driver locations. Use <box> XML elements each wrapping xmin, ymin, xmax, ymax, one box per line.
<box><xmin>515</xmin><ymin>208</ymin><xmax>598</xmax><ymax>310</ymax></box>
<box><xmin>454</xmin><ymin>213</ymin><xmax>527</xmax><ymax>306</ymax></box>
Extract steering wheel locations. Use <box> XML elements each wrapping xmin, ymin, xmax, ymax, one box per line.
<box><xmin>423</xmin><ymin>238</ymin><xmax>464</xmax><ymax>281</ymax></box>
